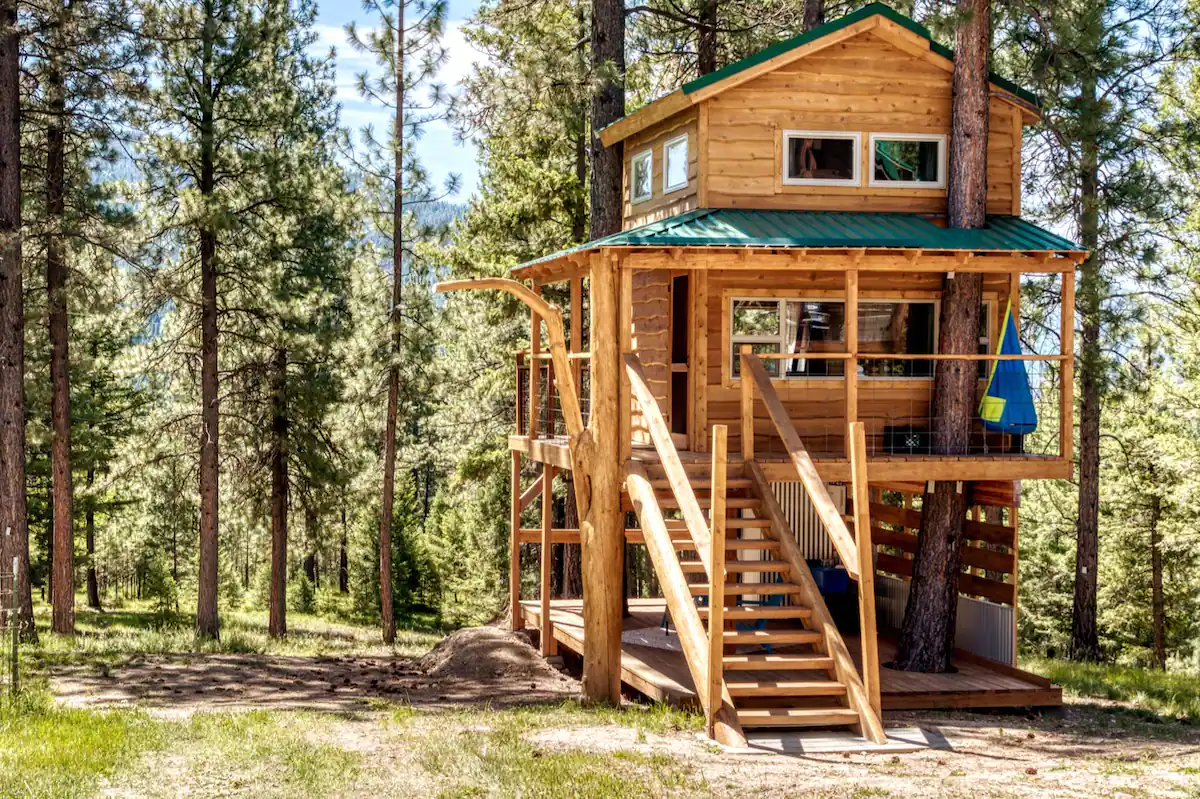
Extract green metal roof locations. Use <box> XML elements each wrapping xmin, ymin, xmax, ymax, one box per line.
<box><xmin>514</xmin><ymin>209</ymin><xmax>1082</xmax><ymax>271</ymax></box>
<box><xmin>601</xmin><ymin>4</ymin><xmax>1039</xmax><ymax>139</ymax></box>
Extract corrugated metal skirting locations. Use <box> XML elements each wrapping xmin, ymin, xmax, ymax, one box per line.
<box><xmin>770</xmin><ymin>482</ymin><xmax>846</xmax><ymax>563</ymax></box>
<box><xmin>875</xmin><ymin>573</ymin><xmax>1015</xmax><ymax>666</ymax></box>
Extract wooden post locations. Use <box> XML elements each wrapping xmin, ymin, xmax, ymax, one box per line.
<box><xmin>510</xmin><ymin>450</ymin><xmax>523</xmax><ymax>630</ymax></box>
<box><xmin>570</xmin><ymin>276</ymin><xmax>583</xmax><ymax>391</ymax></box>
<box><xmin>706</xmin><ymin>425</ymin><xmax>728</xmax><ymax>735</ymax></box>
<box><xmin>582</xmin><ymin>251</ymin><xmax>623</xmax><ymax>704</ymax></box>
<box><xmin>740</xmin><ymin>344</ymin><xmax>754</xmax><ymax>461</ymax></box>
<box><xmin>844</xmin><ymin>270</ymin><xmax>859</xmax><ymax>459</ymax></box>
<box><xmin>619</xmin><ymin>265</ymin><xmax>633</xmax><ymax>461</ymax></box>
<box><xmin>1011</xmin><ymin>499</ymin><xmax>1020</xmax><ymax>665</ymax></box>
<box><xmin>515</xmin><ymin>351</ymin><xmax>526</xmax><ymax>436</ymax></box>
<box><xmin>540</xmin><ymin>463</ymin><xmax>557</xmax><ymax>655</ymax></box>
<box><xmin>1009</xmin><ymin>270</ymin><xmax>1021</xmax><ymax>325</ymax></box>
<box><xmin>529</xmin><ymin>296</ymin><xmax>542</xmax><ymax>441</ymax></box>
<box><xmin>1060</xmin><ymin>271</ymin><xmax>1075</xmax><ymax>463</ymax></box>
<box><xmin>691</xmin><ymin>271</ymin><xmax>709</xmax><ymax>452</ymax></box>
<box><xmin>849</xmin><ymin>421</ymin><xmax>881</xmax><ymax>718</ymax></box>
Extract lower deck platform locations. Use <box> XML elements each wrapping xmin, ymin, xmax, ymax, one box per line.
<box><xmin>520</xmin><ymin>598</ymin><xmax>1061</xmax><ymax>712</ymax></box>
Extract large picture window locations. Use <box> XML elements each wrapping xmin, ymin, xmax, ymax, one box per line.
<box><xmin>782</xmin><ymin>130</ymin><xmax>861</xmax><ymax>187</ymax></box>
<box><xmin>731</xmin><ymin>295</ymin><xmax>995</xmax><ymax>381</ymax></box>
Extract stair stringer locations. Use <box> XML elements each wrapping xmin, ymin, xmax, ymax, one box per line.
<box><xmin>744</xmin><ymin>461</ymin><xmax>888</xmax><ymax>744</ymax></box>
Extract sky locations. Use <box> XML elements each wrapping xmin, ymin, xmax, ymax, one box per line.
<box><xmin>313</xmin><ymin>0</ymin><xmax>484</xmax><ymax>200</ymax></box>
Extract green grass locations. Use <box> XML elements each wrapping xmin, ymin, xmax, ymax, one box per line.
<box><xmin>1028</xmin><ymin>657</ymin><xmax>1200</xmax><ymax>723</ymax></box>
<box><xmin>0</xmin><ymin>686</ymin><xmax>167</xmax><ymax>799</ymax></box>
<box><xmin>26</xmin><ymin>599</ymin><xmax>444</xmax><ymax>672</ymax></box>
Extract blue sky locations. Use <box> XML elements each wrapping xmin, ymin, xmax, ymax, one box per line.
<box><xmin>313</xmin><ymin>0</ymin><xmax>484</xmax><ymax>200</ymax></box>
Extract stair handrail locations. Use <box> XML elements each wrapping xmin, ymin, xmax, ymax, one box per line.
<box><xmin>626</xmin><ymin>460</ymin><xmax>745</xmax><ymax>748</ymax></box>
<box><xmin>739</xmin><ymin>348</ymin><xmax>860</xmax><ymax>580</ymax></box>
<box><xmin>745</xmin><ymin>459</ymin><xmax>887</xmax><ymax>744</ymax></box>
<box><xmin>623</xmin><ymin>353</ymin><xmax>713</xmax><ymax>574</ymax></box>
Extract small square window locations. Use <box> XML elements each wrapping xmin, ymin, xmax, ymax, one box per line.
<box><xmin>663</xmin><ymin>134</ymin><xmax>688</xmax><ymax>193</ymax></box>
<box><xmin>870</xmin><ymin>134</ymin><xmax>946</xmax><ymax>187</ymax></box>
<box><xmin>631</xmin><ymin>150</ymin><xmax>653</xmax><ymax>204</ymax></box>
<box><xmin>782</xmin><ymin>131</ymin><xmax>860</xmax><ymax>186</ymax></box>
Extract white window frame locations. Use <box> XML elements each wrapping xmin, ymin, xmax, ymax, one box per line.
<box><xmin>630</xmin><ymin>149</ymin><xmax>653</xmax><ymax>204</ymax></box>
<box><xmin>868</xmin><ymin>132</ymin><xmax>948</xmax><ymax>189</ymax></box>
<box><xmin>662</xmin><ymin>133</ymin><xmax>689</xmax><ymax>194</ymax></box>
<box><xmin>729</xmin><ymin>296</ymin><xmax>848</xmax><ymax>382</ymax></box>
<box><xmin>781</xmin><ymin>130</ymin><xmax>862</xmax><ymax>187</ymax></box>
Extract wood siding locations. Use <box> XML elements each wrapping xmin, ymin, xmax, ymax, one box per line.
<box><xmin>630</xmin><ymin>269</ymin><xmax>671</xmax><ymax>443</ymax></box>
<box><xmin>688</xmin><ymin>31</ymin><xmax>1022</xmax><ymax>215</ymax></box>
<box><xmin>622</xmin><ymin>111</ymin><xmax>700</xmax><ymax>229</ymax></box>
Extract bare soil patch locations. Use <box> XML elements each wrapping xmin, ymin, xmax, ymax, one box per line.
<box><xmin>52</xmin><ymin>624</ymin><xmax>579</xmax><ymax>717</ymax></box>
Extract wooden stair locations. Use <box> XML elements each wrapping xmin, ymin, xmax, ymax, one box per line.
<box><xmin>641</xmin><ymin>463</ymin><xmax>864</xmax><ymax>732</ymax></box>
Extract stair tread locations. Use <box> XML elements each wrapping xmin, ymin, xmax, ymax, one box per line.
<box><xmin>725</xmin><ymin>519</ymin><xmax>772</xmax><ymax>528</ymax></box>
<box><xmin>657</xmin><ymin>498</ymin><xmax>761</xmax><ymax>509</ymax></box>
<box><xmin>698</xmin><ymin>606</ymin><xmax>812</xmax><ymax>620</ymax></box>
<box><xmin>722</xmin><ymin>630</ymin><xmax>824</xmax><ymax>645</ymax></box>
<box><xmin>672</xmin><ymin>539</ymin><xmax>780</xmax><ymax>550</ymax></box>
<box><xmin>736</xmin><ymin>708</ymin><xmax>859</xmax><ymax>727</ymax></box>
<box><xmin>680</xmin><ymin>561</ymin><xmax>789</xmax><ymax>573</ymax></box>
<box><xmin>723</xmin><ymin>653</ymin><xmax>834</xmax><ymax>669</ymax></box>
<box><xmin>726</xmin><ymin>680</ymin><xmax>847</xmax><ymax>696</ymax></box>
<box><xmin>690</xmin><ymin>583</ymin><xmax>804</xmax><ymax>596</ymax></box>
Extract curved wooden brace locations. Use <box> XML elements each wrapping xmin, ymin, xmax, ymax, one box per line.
<box><xmin>436</xmin><ymin>278</ymin><xmax>591</xmax><ymax>518</ymax></box>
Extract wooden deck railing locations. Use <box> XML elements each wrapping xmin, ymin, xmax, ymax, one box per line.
<box><xmin>739</xmin><ymin>347</ymin><xmax>861</xmax><ymax>580</ymax></box>
<box><xmin>624</xmin><ymin>353</ymin><xmax>744</xmax><ymax>747</ymax></box>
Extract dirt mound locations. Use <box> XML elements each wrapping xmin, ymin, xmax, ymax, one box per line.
<box><xmin>420</xmin><ymin>626</ymin><xmax>575</xmax><ymax>687</ymax></box>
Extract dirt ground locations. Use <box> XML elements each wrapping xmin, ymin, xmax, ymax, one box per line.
<box><xmin>51</xmin><ymin>626</ymin><xmax>1200</xmax><ymax>797</ymax></box>
<box><xmin>53</xmin><ymin>626</ymin><xmax>579</xmax><ymax>717</ymax></box>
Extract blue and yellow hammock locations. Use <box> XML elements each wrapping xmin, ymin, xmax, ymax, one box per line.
<box><xmin>979</xmin><ymin>301</ymin><xmax>1038</xmax><ymax>435</ymax></box>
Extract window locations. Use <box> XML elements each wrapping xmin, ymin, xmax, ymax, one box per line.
<box><xmin>782</xmin><ymin>130</ymin><xmax>861</xmax><ymax>186</ymax></box>
<box><xmin>630</xmin><ymin>150</ymin><xmax>653</xmax><ymax>204</ymax></box>
<box><xmin>730</xmin><ymin>298</ymin><xmax>847</xmax><ymax>378</ymax></box>
<box><xmin>858</xmin><ymin>301</ymin><xmax>937</xmax><ymax>378</ymax></box>
<box><xmin>663</xmin><ymin>134</ymin><xmax>688</xmax><ymax>193</ymax></box>
<box><xmin>869</xmin><ymin>133</ymin><xmax>946</xmax><ymax>188</ymax></box>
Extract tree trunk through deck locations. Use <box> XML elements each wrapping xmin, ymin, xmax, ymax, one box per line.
<box><xmin>803</xmin><ymin>0</ymin><xmax>824</xmax><ymax>31</ymax></box>
<box><xmin>1150</xmin><ymin>491</ymin><xmax>1165</xmax><ymax>670</ymax></box>
<box><xmin>896</xmin><ymin>0</ymin><xmax>989</xmax><ymax>673</ymax></box>
<box><xmin>563</xmin><ymin>473</ymin><xmax>582</xmax><ymax>597</ymax></box>
<box><xmin>46</xmin><ymin>38</ymin><xmax>74</xmax><ymax>635</ymax></box>
<box><xmin>0</xmin><ymin>0</ymin><xmax>34</xmax><ymax>642</ymax></box>
<box><xmin>339</xmin><ymin>507</ymin><xmax>349</xmax><ymax>594</ymax></box>
<box><xmin>269</xmin><ymin>348</ymin><xmax>288</xmax><ymax>638</ymax></box>
<box><xmin>378</xmin><ymin>0</ymin><xmax>405</xmax><ymax>646</ymax></box>
<box><xmin>1071</xmin><ymin>68</ymin><xmax>1101</xmax><ymax>663</ymax></box>
<box><xmin>589</xmin><ymin>0</ymin><xmax>624</xmax><ymax>240</ymax></box>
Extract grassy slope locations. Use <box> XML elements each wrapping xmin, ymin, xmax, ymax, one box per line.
<box><xmin>1028</xmin><ymin>657</ymin><xmax>1200</xmax><ymax>723</ymax></box>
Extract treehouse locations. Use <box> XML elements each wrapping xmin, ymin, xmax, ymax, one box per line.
<box><xmin>440</xmin><ymin>4</ymin><xmax>1079</xmax><ymax>747</ymax></box>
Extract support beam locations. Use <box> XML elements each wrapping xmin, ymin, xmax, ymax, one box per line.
<box><xmin>540</xmin><ymin>464</ymin><xmax>557</xmax><ymax>655</ymax></box>
<box><xmin>582</xmin><ymin>251</ymin><xmax>623</xmax><ymax>704</ymax></box>
<box><xmin>510</xmin><ymin>451</ymin><xmax>522</xmax><ymax>630</ymax></box>
<box><xmin>529</xmin><ymin>288</ymin><xmax>542</xmax><ymax>440</ymax></box>
<box><xmin>1060</xmin><ymin>270</ymin><xmax>1075</xmax><ymax>465</ymax></box>
<box><xmin>706</xmin><ymin>425</ymin><xmax>728</xmax><ymax>736</ymax></box>
<box><xmin>740</xmin><ymin>345</ymin><xmax>754</xmax><ymax>461</ymax></box>
<box><xmin>849</xmin><ymin>422</ymin><xmax>880</xmax><ymax>718</ymax></box>
<box><xmin>845</xmin><ymin>270</ymin><xmax>859</xmax><ymax>459</ymax></box>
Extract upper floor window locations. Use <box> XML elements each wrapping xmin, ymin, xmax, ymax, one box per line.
<box><xmin>782</xmin><ymin>130</ymin><xmax>861</xmax><ymax>187</ymax></box>
<box><xmin>869</xmin><ymin>133</ymin><xmax>947</xmax><ymax>188</ymax></box>
<box><xmin>631</xmin><ymin>150</ymin><xmax>653</xmax><ymax>204</ymax></box>
<box><xmin>663</xmin><ymin>134</ymin><xmax>689</xmax><ymax>193</ymax></box>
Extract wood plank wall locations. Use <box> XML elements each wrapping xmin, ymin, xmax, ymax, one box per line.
<box><xmin>630</xmin><ymin>269</ymin><xmax>671</xmax><ymax>444</ymax></box>
<box><xmin>623</xmin><ymin>111</ymin><xmax>700</xmax><ymax>229</ymax></box>
<box><xmin>699</xmin><ymin>31</ymin><xmax>1020</xmax><ymax>215</ymax></box>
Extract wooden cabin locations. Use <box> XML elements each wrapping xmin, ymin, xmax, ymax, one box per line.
<box><xmin>440</xmin><ymin>4</ymin><xmax>1080</xmax><ymax>748</ymax></box>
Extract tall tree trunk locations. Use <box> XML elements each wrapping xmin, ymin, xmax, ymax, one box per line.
<box><xmin>85</xmin><ymin>467</ymin><xmax>101</xmax><ymax>610</ymax></box>
<box><xmin>0</xmin><ymin>0</ymin><xmax>34</xmax><ymax>642</ymax></box>
<box><xmin>1149</xmin><ymin>491</ymin><xmax>1165</xmax><ymax>670</ymax></box>
<box><xmin>47</xmin><ymin>19</ymin><xmax>74</xmax><ymax>635</ymax></box>
<box><xmin>303</xmin><ymin>502</ymin><xmax>318</xmax><ymax>586</ymax></box>
<box><xmin>339</xmin><ymin>506</ymin><xmax>349</xmax><ymax>594</ymax></box>
<box><xmin>378</xmin><ymin>1</ymin><xmax>404</xmax><ymax>645</ymax></box>
<box><xmin>896</xmin><ymin>0</ymin><xmax>989</xmax><ymax>673</ymax></box>
<box><xmin>195</xmin><ymin>12</ymin><xmax>221</xmax><ymax>640</ymax></box>
<box><xmin>589</xmin><ymin>0</ymin><xmax>625</xmax><ymax>240</ymax></box>
<box><xmin>269</xmin><ymin>347</ymin><xmax>288</xmax><ymax>638</ymax></box>
<box><xmin>803</xmin><ymin>0</ymin><xmax>824</xmax><ymax>31</ymax></box>
<box><xmin>697</xmin><ymin>0</ymin><xmax>717</xmax><ymax>75</ymax></box>
<box><xmin>1070</xmin><ymin>69</ymin><xmax>1101</xmax><ymax>663</ymax></box>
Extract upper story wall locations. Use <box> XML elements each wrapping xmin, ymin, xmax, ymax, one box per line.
<box><xmin>620</xmin><ymin>30</ymin><xmax>1027</xmax><ymax>230</ymax></box>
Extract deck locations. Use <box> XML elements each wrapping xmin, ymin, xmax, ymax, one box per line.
<box><xmin>520</xmin><ymin>598</ymin><xmax>1061</xmax><ymax>712</ymax></box>
<box><xmin>510</xmin><ymin>436</ymin><xmax>1071</xmax><ymax>482</ymax></box>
